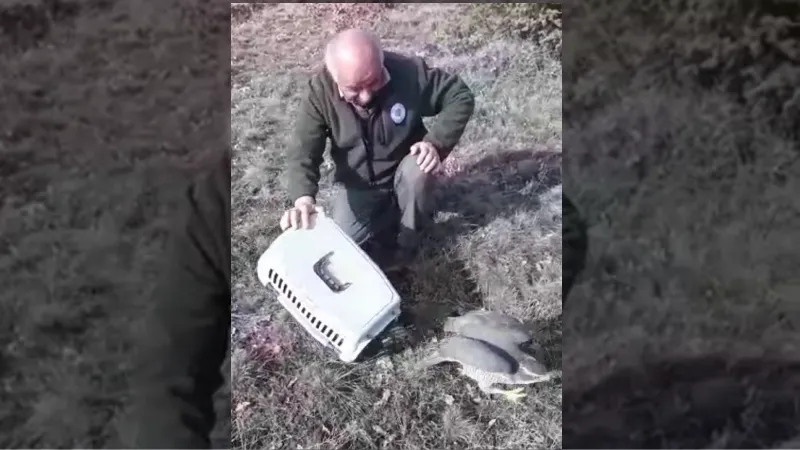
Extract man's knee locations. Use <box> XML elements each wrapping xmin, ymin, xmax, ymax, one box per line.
<box><xmin>332</xmin><ymin>213</ymin><xmax>372</xmax><ymax>246</ymax></box>
<box><xmin>330</xmin><ymin>187</ymin><xmax>394</xmax><ymax>246</ymax></box>
<box><xmin>331</xmin><ymin>194</ymin><xmax>371</xmax><ymax>246</ymax></box>
<box><xmin>395</xmin><ymin>153</ymin><xmax>432</xmax><ymax>194</ymax></box>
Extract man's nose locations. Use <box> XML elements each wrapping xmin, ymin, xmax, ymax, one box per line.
<box><xmin>358</xmin><ymin>91</ymin><xmax>372</xmax><ymax>104</ymax></box>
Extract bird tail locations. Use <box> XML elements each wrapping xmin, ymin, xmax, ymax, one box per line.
<box><xmin>518</xmin><ymin>354</ymin><xmax>550</xmax><ymax>382</ymax></box>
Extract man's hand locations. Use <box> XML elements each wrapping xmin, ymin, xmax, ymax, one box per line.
<box><xmin>280</xmin><ymin>196</ymin><xmax>318</xmax><ymax>230</ymax></box>
<box><xmin>409</xmin><ymin>141</ymin><xmax>441</xmax><ymax>174</ymax></box>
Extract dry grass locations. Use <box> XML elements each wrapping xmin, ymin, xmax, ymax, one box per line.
<box><xmin>0</xmin><ymin>0</ymin><xmax>230</xmax><ymax>447</ymax></box>
<box><xmin>563</xmin><ymin>1</ymin><xmax>800</xmax><ymax>448</ymax></box>
<box><xmin>231</xmin><ymin>3</ymin><xmax>562</xmax><ymax>450</ymax></box>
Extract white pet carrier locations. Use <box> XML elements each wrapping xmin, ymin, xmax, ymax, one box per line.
<box><xmin>256</xmin><ymin>208</ymin><xmax>402</xmax><ymax>362</ymax></box>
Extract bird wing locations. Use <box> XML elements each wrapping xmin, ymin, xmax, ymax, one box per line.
<box><xmin>446</xmin><ymin>325</ymin><xmax>526</xmax><ymax>350</ymax></box>
<box><xmin>436</xmin><ymin>335</ymin><xmax>516</xmax><ymax>374</ymax></box>
<box><xmin>444</xmin><ymin>311</ymin><xmax>531</xmax><ymax>344</ymax></box>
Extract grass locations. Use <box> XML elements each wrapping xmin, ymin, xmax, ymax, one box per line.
<box><xmin>231</xmin><ymin>3</ymin><xmax>562</xmax><ymax>450</ymax></box>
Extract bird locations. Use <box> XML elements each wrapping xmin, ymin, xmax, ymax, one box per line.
<box><xmin>420</xmin><ymin>310</ymin><xmax>554</xmax><ymax>403</ymax></box>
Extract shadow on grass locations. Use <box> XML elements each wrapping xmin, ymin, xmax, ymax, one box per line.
<box><xmin>527</xmin><ymin>312</ymin><xmax>562</xmax><ymax>372</ymax></box>
<box><xmin>563</xmin><ymin>355</ymin><xmax>800</xmax><ymax>449</ymax></box>
<box><xmin>359</xmin><ymin>256</ymin><xmax>483</xmax><ymax>361</ymax></box>
<box><xmin>359</xmin><ymin>149</ymin><xmax>563</xmax><ymax>361</ymax></box>
<box><xmin>399</xmin><ymin>256</ymin><xmax>483</xmax><ymax>335</ymax></box>
<box><xmin>433</xmin><ymin>148</ymin><xmax>562</xmax><ymax>237</ymax></box>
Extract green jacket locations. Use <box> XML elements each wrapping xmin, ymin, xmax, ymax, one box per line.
<box><xmin>285</xmin><ymin>51</ymin><xmax>475</xmax><ymax>201</ymax></box>
<box><xmin>126</xmin><ymin>152</ymin><xmax>231</xmax><ymax>448</ymax></box>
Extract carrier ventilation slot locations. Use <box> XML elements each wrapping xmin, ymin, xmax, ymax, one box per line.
<box><xmin>266</xmin><ymin>268</ymin><xmax>345</xmax><ymax>347</ymax></box>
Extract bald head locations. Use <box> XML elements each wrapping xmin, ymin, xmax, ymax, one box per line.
<box><xmin>325</xmin><ymin>29</ymin><xmax>387</xmax><ymax>107</ymax></box>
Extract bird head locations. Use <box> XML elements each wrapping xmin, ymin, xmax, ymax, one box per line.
<box><xmin>519</xmin><ymin>354</ymin><xmax>547</xmax><ymax>376</ymax></box>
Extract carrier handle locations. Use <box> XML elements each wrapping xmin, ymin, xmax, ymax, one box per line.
<box><xmin>313</xmin><ymin>251</ymin><xmax>351</xmax><ymax>293</ymax></box>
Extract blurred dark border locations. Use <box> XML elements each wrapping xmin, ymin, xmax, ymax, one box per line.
<box><xmin>562</xmin><ymin>2</ymin><xmax>800</xmax><ymax>449</ymax></box>
<box><xmin>0</xmin><ymin>1</ymin><xmax>231</xmax><ymax>448</ymax></box>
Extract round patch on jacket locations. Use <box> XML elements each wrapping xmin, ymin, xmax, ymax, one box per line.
<box><xmin>390</xmin><ymin>103</ymin><xmax>406</xmax><ymax>124</ymax></box>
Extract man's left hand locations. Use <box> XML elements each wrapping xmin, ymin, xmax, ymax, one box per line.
<box><xmin>409</xmin><ymin>141</ymin><xmax>440</xmax><ymax>174</ymax></box>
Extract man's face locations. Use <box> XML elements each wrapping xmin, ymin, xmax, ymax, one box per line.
<box><xmin>338</xmin><ymin>65</ymin><xmax>384</xmax><ymax>108</ymax></box>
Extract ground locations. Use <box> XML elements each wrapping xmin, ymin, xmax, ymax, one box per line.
<box><xmin>231</xmin><ymin>3</ymin><xmax>562</xmax><ymax>450</ymax></box>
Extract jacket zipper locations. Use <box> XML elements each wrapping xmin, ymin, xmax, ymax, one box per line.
<box><xmin>358</xmin><ymin>112</ymin><xmax>377</xmax><ymax>184</ymax></box>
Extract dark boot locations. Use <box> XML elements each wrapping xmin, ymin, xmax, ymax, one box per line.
<box><xmin>368</xmin><ymin>239</ymin><xmax>414</xmax><ymax>274</ymax></box>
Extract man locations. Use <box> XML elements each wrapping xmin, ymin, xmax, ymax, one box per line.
<box><xmin>124</xmin><ymin>151</ymin><xmax>231</xmax><ymax>448</ymax></box>
<box><xmin>280</xmin><ymin>29</ymin><xmax>475</xmax><ymax>271</ymax></box>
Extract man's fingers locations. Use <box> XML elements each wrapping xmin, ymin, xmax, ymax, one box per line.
<box><xmin>280</xmin><ymin>211</ymin><xmax>290</xmax><ymax>230</ymax></box>
<box><xmin>419</xmin><ymin>152</ymin><xmax>433</xmax><ymax>171</ymax></box>
<box><xmin>423</xmin><ymin>150</ymin><xmax>441</xmax><ymax>172</ymax></box>
<box><xmin>281</xmin><ymin>204</ymin><xmax>318</xmax><ymax>232</ymax></box>
<box><xmin>416</xmin><ymin>146</ymin><xmax>432</xmax><ymax>165</ymax></box>
<box><xmin>300</xmin><ymin>207</ymin><xmax>311</xmax><ymax>229</ymax></box>
<box><xmin>423</xmin><ymin>157</ymin><xmax>439</xmax><ymax>173</ymax></box>
<box><xmin>409</xmin><ymin>143</ymin><xmax>419</xmax><ymax>155</ymax></box>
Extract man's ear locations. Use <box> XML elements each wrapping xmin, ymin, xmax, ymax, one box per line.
<box><xmin>324</xmin><ymin>41</ymin><xmax>339</xmax><ymax>83</ymax></box>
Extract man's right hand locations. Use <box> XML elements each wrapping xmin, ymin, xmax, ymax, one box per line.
<box><xmin>279</xmin><ymin>196</ymin><xmax>317</xmax><ymax>230</ymax></box>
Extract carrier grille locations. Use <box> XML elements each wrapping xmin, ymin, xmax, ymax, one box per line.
<box><xmin>266</xmin><ymin>268</ymin><xmax>344</xmax><ymax>348</ymax></box>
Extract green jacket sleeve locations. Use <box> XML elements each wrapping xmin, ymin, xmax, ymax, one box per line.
<box><xmin>285</xmin><ymin>78</ymin><xmax>328</xmax><ymax>202</ymax></box>
<box><xmin>127</xmin><ymin>160</ymin><xmax>231</xmax><ymax>449</ymax></box>
<box><xmin>417</xmin><ymin>58</ymin><xmax>476</xmax><ymax>160</ymax></box>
